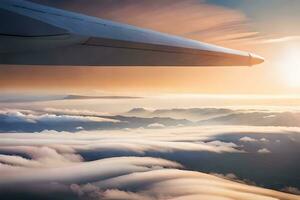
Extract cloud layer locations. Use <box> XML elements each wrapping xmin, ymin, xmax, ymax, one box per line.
<box><xmin>0</xmin><ymin>107</ymin><xmax>299</xmax><ymax>199</ymax></box>
<box><xmin>3</xmin><ymin>107</ymin><xmax>300</xmax><ymax>132</ymax></box>
<box><xmin>0</xmin><ymin>124</ymin><xmax>300</xmax><ymax>199</ymax></box>
<box><xmin>0</xmin><ymin>143</ymin><xmax>298</xmax><ymax>200</ymax></box>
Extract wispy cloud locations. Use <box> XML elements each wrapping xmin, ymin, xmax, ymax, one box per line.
<box><xmin>260</xmin><ymin>36</ymin><xmax>300</xmax><ymax>44</ymax></box>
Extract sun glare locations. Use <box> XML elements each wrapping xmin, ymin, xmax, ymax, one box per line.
<box><xmin>279</xmin><ymin>46</ymin><xmax>300</xmax><ymax>87</ymax></box>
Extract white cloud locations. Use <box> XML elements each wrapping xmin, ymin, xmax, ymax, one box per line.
<box><xmin>207</xmin><ymin>141</ymin><xmax>239</xmax><ymax>148</ymax></box>
<box><xmin>239</xmin><ymin>137</ymin><xmax>258</xmax><ymax>142</ymax></box>
<box><xmin>239</xmin><ymin>137</ymin><xmax>270</xmax><ymax>143</ymax></box>
<box><xmin>147</xmin><ymin>123</ymin><xmax>166</xmax><ymax>129</ymax></box>
<box><xmin>0</xmin><ymin>146</ymin><xmax>83</xmax><ymax>168</ymax></box>
<box><xmin>44</xmin><ymin>108</ymin><xmax>110</xmax><ymax>116</ymax></box>
<box><xmin>281</xmin><ymin>187</ymin><xmax>300</xmax><ymax>195</ymax></box>
<box><xmin>0</xmin><ymin>109</ymin><xmax>119</xmax><ymax>124</ymax></box>
<box><xmin>36</xmin><ymin>113</ymin><xmax>119</xmax><ymax>123</ymax></box>
<box><xmin>205</xmin><ymin>141</ymin><xmax>244</xmax><ymax>153</ymax></box>
<box><xmin>0</xmin><ymin>111</ymin><xmax>36</xmax><ymax>123</ymax></box>
<box><xmin>257</xmin><ymin>148</ymin><xmax>271</xmax><ymax>154</ymax></box>
<box><xmin>211</xmin><ymin>173</ymin><xmax>257</xmax><ymax>186</ymax></box>
<box><xmin>76</xmin><ymin>126</ymin><xmax>84</xmax><ymax>130</ymax></box>
<box><xmin>1</xmin><ymin>125</ymin><xmax>300</xmax><ymax>157</ymax></box>
<box><xmin>94</xmin><ymin>188</ymin><xmax>153</xmax><ymax>200</ymax></box>
<box><xmin>211</xmin><ymin>173</ymin><xmax>239</xmax><ymax>181</ymax></box>
<box><xmin>263</xmin><ymin>115</ymin><xmax>276</xmax><ymax>119</ymax></box>
<box><xmin>0</xmin><ymin>126</ymin><xmax>245</xmax><ymax>155</ymax></box>
<box><xmin>260</xmin><ymin>138</ymin><xmax>269</xmax><ymax>142</ymax></box>
<box><xmin>0</xmin><ymin>156</ymin><xmax>181</xmax><ymax>184</ymax></box>
<box><xmin>95</xmin><ymin>169</ymin><xmax>298</xmax><ymax>200</ymax></box>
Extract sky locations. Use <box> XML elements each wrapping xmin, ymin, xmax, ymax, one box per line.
<box><xmin>1</xmin><ymin>0</ymin><xmax>300</xmax><ymax>96</ymax></box>
<box><xmin>1</xmin><ymin>2</ymin><xmax>300</xmax><ymax>199</ymax></box>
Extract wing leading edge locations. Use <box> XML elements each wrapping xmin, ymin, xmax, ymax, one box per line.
<box><xmin>0</xmin><ymin>0</ymin><xmax>264</xmax><ymax>66</ymax></box>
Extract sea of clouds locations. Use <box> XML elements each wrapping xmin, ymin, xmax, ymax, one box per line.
<box><xmin>0</xmin><ymin>107</ymin><xmax>299</xmax><ymax>199</ymax></box>
<box><xmin>2</xmin><ymin>107</ymin><xmax>300</xmax><ymax>132</ymax></box>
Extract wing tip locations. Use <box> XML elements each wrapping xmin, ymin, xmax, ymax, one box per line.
<box><xmin>250</xmin><ymin>53</ymin><xmax>265</xmax><ymax>66</ymax></box>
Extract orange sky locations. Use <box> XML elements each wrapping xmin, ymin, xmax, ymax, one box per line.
<box><xmin>1</xmin><ymin>0</ymin><xmax>300</xmax><ymax>95</ymax></box>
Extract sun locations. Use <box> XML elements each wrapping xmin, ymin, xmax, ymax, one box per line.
<box><xmin>279</xmin><ymin>46</ymin><xmax>300</xmax><ymax>87</ymax></box>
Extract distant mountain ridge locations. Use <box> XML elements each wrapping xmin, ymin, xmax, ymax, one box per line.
<box><xmin>64</xmin><ymin>95</ymin><xmax>142</xmax><ymax>100</ymax></box>
<box><xmin>126</xmin><ymin>107</ymin><xmax>300</xmax><ymax>127</ymax></box>
<box><xmin>126</xmin><ymin>107</ymin><xmax>233</xmax><ymax>121</ymax></box>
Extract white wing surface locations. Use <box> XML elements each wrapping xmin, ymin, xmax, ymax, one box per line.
<box><xmin>0</xmin><ymin>0</ymin><xmax>264</xmax><ymax>66</ymax></box>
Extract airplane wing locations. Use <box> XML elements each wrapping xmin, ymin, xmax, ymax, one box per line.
<box><xmin>0</xmin><ymin>0</ymin><xmax>264</xmax><ymax>66</ymax></box>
